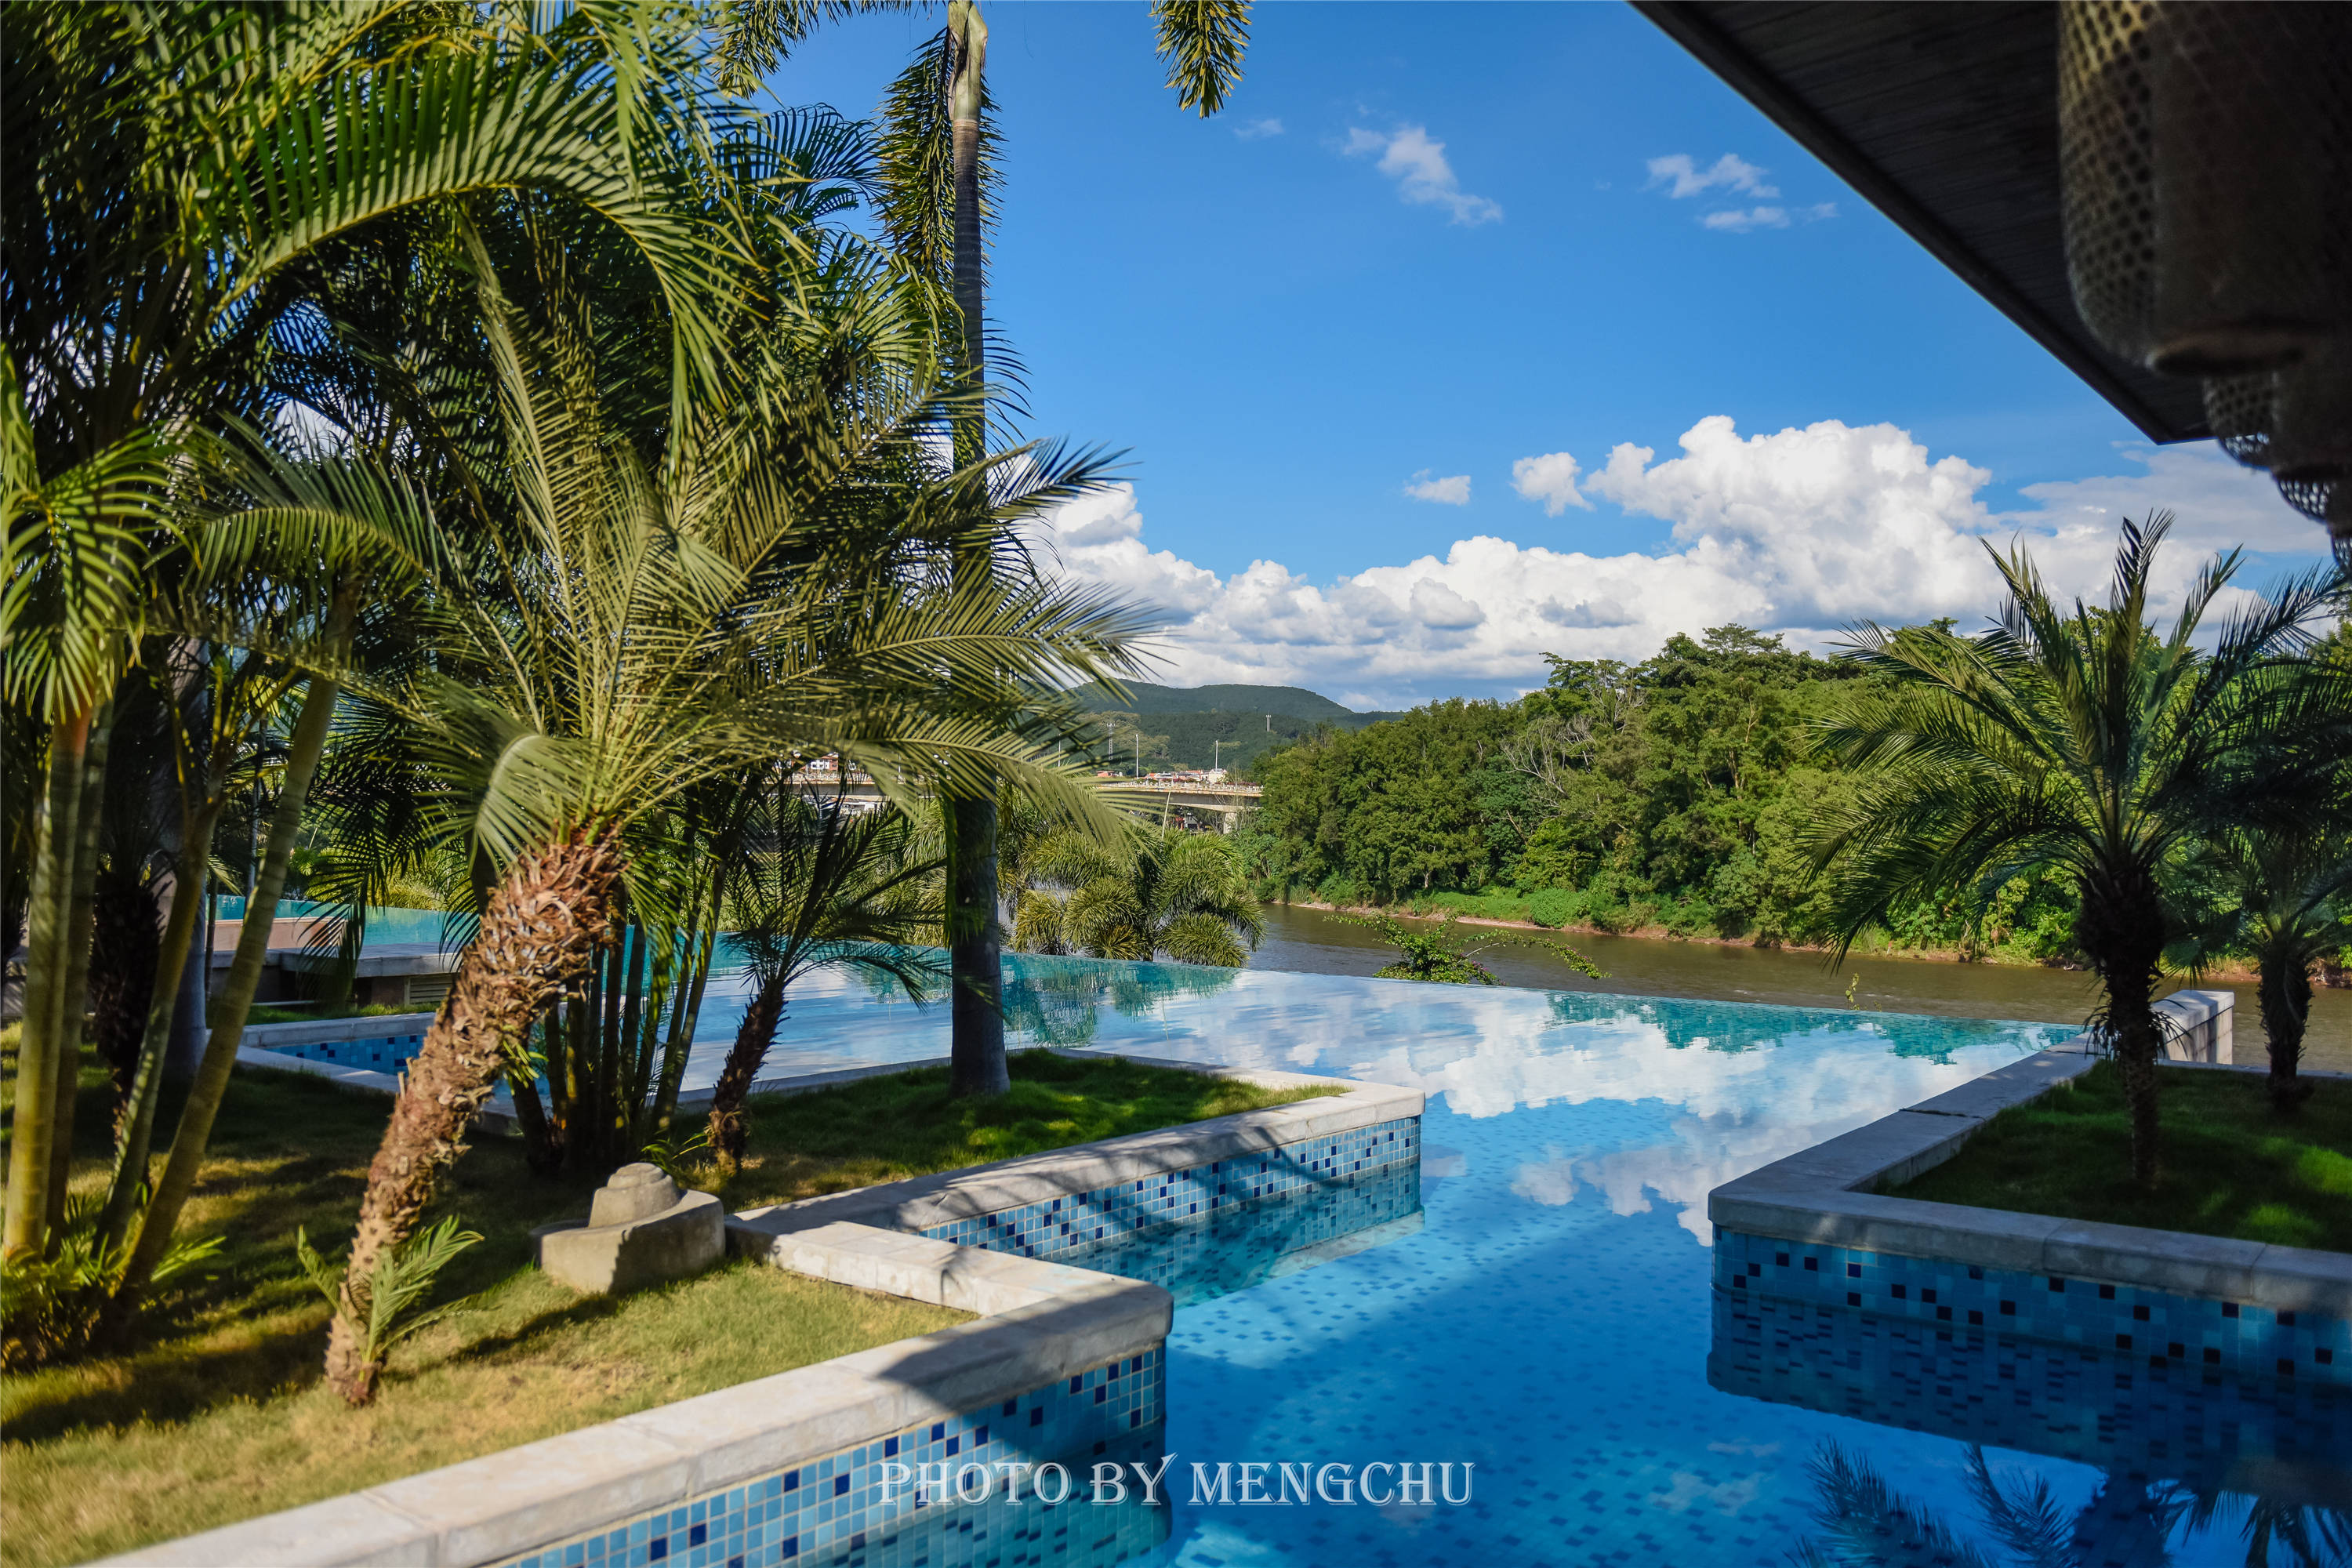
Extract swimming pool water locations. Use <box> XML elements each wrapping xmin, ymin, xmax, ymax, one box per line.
<box><xmin>713</xmin><ymin>958</ymin><xmax>2344</xmax><ymax>1566</ymax></box>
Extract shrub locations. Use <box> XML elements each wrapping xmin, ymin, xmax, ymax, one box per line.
<box><xmin>1527</xmin><ymin>887</ymin><xmax>1578</xmax><ymax>928</ymax></box>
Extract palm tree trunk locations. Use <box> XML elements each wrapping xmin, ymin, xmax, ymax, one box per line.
<box><xmin>4</xmin><ymin>705</ymin><xmax>94</xmax><ymax>1260</ymax></box>
<box><xmin>944</xmin><ymin>0</ymin><xmax>1007</xmax><ymax>1099</ymax></box>
<box><xmin>45</xmin><ymin>708</ymin><xmax>114</xmax><ymax>1236</ymax></box>
<box><xmin>2258</xmin><ymin>944</ymin><xmax>2314</xmax><ymax>1112</ymax></box>
<box><xmin>323</xmin><ymin>829</ymin><xmax>622</xmax><ymax>1404</ymax></box>
<box><xmin>113</xmin><ymin>663</ymin><xmax>341</xmax><ymax>1307</ymax></box>
<box><xmin>706</xmin><ymin>969</ymin><xmax>786</xmax><ymax>1175</ymax></box>
<box><xmin>98</xmin><ymin>851</ymin><xmax>208</xmax><ymax>1248</ymax></box>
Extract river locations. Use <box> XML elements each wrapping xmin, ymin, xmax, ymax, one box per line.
<box><xmin>1247</xmin><ymin>901</ymin><xmax>2352</xmax><ymax>1073</ymax></box>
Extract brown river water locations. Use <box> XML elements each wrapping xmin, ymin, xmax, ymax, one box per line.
<box><xmin>1247</xmin><ymin>901</ymin><xmax>2352</xmax><ymax>1074</ymax></box>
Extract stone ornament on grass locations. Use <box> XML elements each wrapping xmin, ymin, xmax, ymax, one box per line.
<box><xmin>534</xmin><ymin>1163</ymin><xmax>724</xmax><ymax>1295</ymax></box>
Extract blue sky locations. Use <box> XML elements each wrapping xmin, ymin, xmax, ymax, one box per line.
<box><xmin>769</xmin><ymin>2</ymin><xmax>2326</xmax><ymax>708</ymax></box>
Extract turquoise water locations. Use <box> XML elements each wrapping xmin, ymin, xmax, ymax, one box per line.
<box><xmin>257</xmin><ymin>922</ymin><xmax>2349</xmax><ymax>1559</ymax></box>
<box><xmin>713</xmin><ymin>959</ymin><xmax>2343</xmax><ymax>1566</ymax></box>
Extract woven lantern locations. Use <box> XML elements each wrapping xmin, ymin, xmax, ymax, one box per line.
<box><xmin>2060</xmin><ymin>2</ymin><xmax>2352</xmax><ymax>376</ymax></box>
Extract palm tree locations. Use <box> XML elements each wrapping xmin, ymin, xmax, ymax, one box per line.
<box><xmin>310</xmin><ymin>192</ymin><xmax>1143</xmax><ymax>1403</ymax></box>
<box><xmin>1013</xmin><ymin>827</ymin><xmax>1265</xmax><ymax>966</ymax></box>
<box><xmin>1817</xmin><ymin>517</ymin><xmax>2341</xmax><ymax>1186</ymax></box>
<box><xmin>2204</xmin><ymin>823</ymin><xmax>2352</xmax><ymax>1111</ymax></box>
<box><xmin>2</xmin><ymin>0</ymin><xmax>733</xmax><ymax>1266</ymax></box>
<box><xmin>704</xmin><ymin>800</ymin><xmax>942</xmax><ymax>1175</ymax></box>
<box><xmin>720</xmin><ymin>0</ymin><xmax>1254</xmax><ymax>1097</ymax></box>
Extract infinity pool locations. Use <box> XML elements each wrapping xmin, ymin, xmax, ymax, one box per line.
<box><xmin>683</xmin><ymin>958</ymin><xmax>2347</xmax><ymax>1565</ymax></box>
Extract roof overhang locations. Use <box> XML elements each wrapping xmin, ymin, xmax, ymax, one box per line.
<box><xmin>1635</xmin><ymin>1</ymin><xmax>2210</xmax><ymax>444</ymax></box>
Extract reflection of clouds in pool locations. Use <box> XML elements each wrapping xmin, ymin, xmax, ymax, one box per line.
<box><xmin>684</xmin><ymin>956</ymin><xmax>2054</xmax><ymax>1247</ymax></box>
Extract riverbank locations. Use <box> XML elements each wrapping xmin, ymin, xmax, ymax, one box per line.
<box><xmin>1245</xmin><ymin>902</ymin><xmax>2352</xmax><ymax>1073</ymax></box>
<box><xmin>1278</xmin><ymin>898</ymin><xmax>2276</xmax><ymax>982</ymax></box>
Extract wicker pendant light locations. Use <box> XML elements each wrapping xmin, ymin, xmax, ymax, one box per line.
<box><xmin>2060</xmin><ymin>2</ymin><xmax>2352</xmax><ymax>376</ymax></box>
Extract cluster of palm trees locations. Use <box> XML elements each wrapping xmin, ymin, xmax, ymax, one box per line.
<box><xmin>1820</xmin><ymin>517</ymin><xmax>2352</xmax><ymax>1187</ymax></box>
<box><xmin>2</xmin><ymin>0</ymin><xmax>1251</xmax><ymax>1399</ymax></box>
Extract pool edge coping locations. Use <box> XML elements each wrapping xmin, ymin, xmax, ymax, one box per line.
<box><xmin>87</xmin><ymin>1054</ymin><xmax>1415</xmax><ymax>1568</ymax></box>
<box><xmin>1708</xmin><ymin>988</ymin><xmax>2352</xmax><ymax>1316</ymax></box>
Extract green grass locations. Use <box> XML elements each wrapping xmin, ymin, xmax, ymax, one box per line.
<box><xmin>1</xmin><ymin>1044</ymin><xmax>1315</xmax><ymax>1566</ymax></box>
<box><xmin>1892</xmin><ymin>1062</ymin><xmax>2352</xmax><ymax>1252</ymax></box>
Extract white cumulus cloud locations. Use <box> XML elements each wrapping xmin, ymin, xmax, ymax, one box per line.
<box><xmin>1026</xmin><ymin>427</ymin><xmax>2322</xmax><ymax>709</ymax></box>
<box><xmin>1234</xmin><ymin>117</ymin><xmax>1283</xmax><ymax>140</ymax></box>
<box><xmin>1646</xmin><ymin>152</ymin><xmax>1777</xmax><ymax>200</ymax></box>
<box><xmin>1512</xmin><ymin>451</ymin><xmax>1593</xmax><ymax>514</ymax></box>
<box><xmin>1700</xmin><ymin>201</ymin><xmax>1837</xmax><ymax>233</ymax></box>
<box><xmin>1343</xmin><ymin>124</ymin><xmax>1502</xmax><ymax>226</ymax></box>
<box><xmin>1405</xmin><ymin>470</ymin><xmax>1472</xmax><ymax>505</ymax></box>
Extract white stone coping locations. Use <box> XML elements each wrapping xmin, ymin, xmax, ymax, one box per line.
<box><xmin>1709</xmin><ymin>990</ymin><xmax>2352</xmax><ymax>1316</ymax></box>
<box><xmin>727</xmin><ymin>1054</ymin><xmax>1421</xmax><ymax>1240</ymax></box>
<box><xmin>244</xmin><ymin>1013</ymin><xmax>436</xmax><ymax>1049</ymax></box>
<box><xmin>94</xmin><ymin>1248</ymin><xmax>1167</xmax><ymax>1568</ymax></box>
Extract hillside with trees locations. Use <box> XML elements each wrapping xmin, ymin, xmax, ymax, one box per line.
<box><xmin>1071</xmin><ymin>681</ymin><xmax>1399</xmax><ymax>775</ymax></box>
<box><xmin>1237</xmin><ymin>624</ymin><xmax>2084</xmax><ymax>961</ymax></box>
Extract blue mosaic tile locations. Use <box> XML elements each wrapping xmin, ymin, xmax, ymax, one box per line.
<box><xmin>1716</xmin><ymin>1227</ymin><xmax>2351</xmax><ymax>1385</ymax></box>
<box><xmin>1711</xmin><ymin>1290</ymin><xmax>2352</xmax><ymax>1487</ymax></box>
<box><xmin>919</xmin><ymin>1116</ymin><xmax>1419</xmax><ymax>1261</ymax></box>
<box><xmin>488</xmin><ymin>1396</ymin><xmax>1170</xmax><ymax>1568</ymax></box>
<box><xmin>262</xmin><ymin>1033</ymin><xmax>430</xmax><ymax>1073</ymax></box>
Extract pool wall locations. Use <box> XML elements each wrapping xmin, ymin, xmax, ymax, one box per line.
<box><xmin>103</xmin><ymin>1058</ymin><xmax>1418</xmax><ymax>1568</ymax></box>
<box><xmin>1710</xmin><ymin>989</ymin><xmax>2352</xmax><ymax>1388</ymax></box>
<box><xmin>1711</xmin><ymin>1291</ymin><xmax>2352</xmax><ymax>1509</ymax></box>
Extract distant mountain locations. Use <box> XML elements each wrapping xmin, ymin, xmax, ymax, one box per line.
<box><xmin>1068</xmin><ymin>681</ymin><xmax>1370</xmax><ymax>720</ymax></box>
<box><xmin>1062</xmin><ymin>681</ymin><xmax>1401</xmax><ymax>773</ymax></box>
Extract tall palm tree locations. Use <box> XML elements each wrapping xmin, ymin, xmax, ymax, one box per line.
<box><xmin>2</xmin><ymin>0</ymin><xmax>732</xmax><ymax>1265</ymax></box>
<box><xmin>1817</xmin><ymin>517</ymin><xmax>2341</xmax><ymax>1186</ymax></box>
<box><xmin>719</xmin><ymin>0</ymin><xmax>1254</xmax><ymax>1096</ymax></box>
<box><xmin>1013</xmin><ymin>827</ymin><xmax>1265</xmax><ymax>966</ymax></box>
<box><xmin>310</xmin><ymin>195</ymin><xmax>1143</xmax><ymax>1403</ymax></box>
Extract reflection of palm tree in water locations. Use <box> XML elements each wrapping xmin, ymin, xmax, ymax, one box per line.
<box><xmin>846</xmin><ymin>949</ymin><xmax>1244</xmax><ymax>1045</ymax></box>
<box><xmin>1000</xmin><ymin>953</ymin><xmax>1245</xmax><ymax>1046</ymax></box>
<box><xmin>1792</xmin><ymin>1443</ymin><xmax>2352</xmax><ymax>1566</ymax></box>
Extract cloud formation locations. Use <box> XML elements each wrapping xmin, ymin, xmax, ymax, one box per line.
<box><xmin>1700</xmin><ymin>201</ymin><xmax>1837</xmax><ymax>232</ymax></box>
<box><xmin>1646</xmin><ymin>152</ymin><xmax>1777</xmax><ymax>200</ymax></box>
<box><xmin>1512</xmin><ymin>451</ymin><xmax>1592</xmax><ymax>514</ymax></box>
<box><xmin>1343</xmin><ymin>124</ymin><xmax>1502</xmax><ymax>226</ymax></box>
<box><xmin>1234</xmin><ymin>117</ymin><xmax>1283</xmax><ymax>140</ymax></box>
<box><xmin>1405</xmin><ymin>470</ymin><xmax>1472</xmax><ymax>505</ymax></box>
<box><xmin>1026</xmin><ymin>423</ymin><xmax>2319</xmax><ymax>709</ymax></box>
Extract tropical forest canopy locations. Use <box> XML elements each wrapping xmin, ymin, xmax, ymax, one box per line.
<box><xmin>1237</xmin><ymin>623</ymin><xmax>2085</xmax><ymax>959</ymax></box>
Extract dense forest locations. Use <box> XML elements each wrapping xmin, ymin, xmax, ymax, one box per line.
<box><xmin>1236</xmin><ymin>625</ymin><xmax>2083</xmax><ymax>960</ymax></box>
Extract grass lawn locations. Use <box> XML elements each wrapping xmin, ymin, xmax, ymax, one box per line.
<box><xmin>2</xmin><ymin>1044</ymin><xmax>1318</xmax><ymax>1566</ymax></box>
<box><xmin>1892</xmin><ymin>1062</ymin><xmax>2352</xmax><ymax>1252</ymax></box>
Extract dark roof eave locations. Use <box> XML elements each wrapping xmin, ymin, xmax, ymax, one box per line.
<box><xmin>1633</xmin><ymin>0</ymin><xmax>2202</xmax><ymax>445</ymax></box>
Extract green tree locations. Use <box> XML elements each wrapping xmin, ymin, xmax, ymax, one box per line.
<box><xmin>1341</xmin><ymin>912</ymin><xmax>1601</xmax><ymax>986</ymax></box>
<box><xmin>2</xmin><ymin>0</ymin><xmax>729</xmax><ymax>1269</ymax></box>
<box><xmin>729</xmin><ymin>0</ymin><xmax>1254</xmax><ymax>1097</ymax></box>
<box><xmin>1816</xmin><ymin>517</ymin><xmax>2339</xmax><ymax>1186</ymax></box>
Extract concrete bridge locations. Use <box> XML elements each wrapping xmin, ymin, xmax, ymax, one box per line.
<box><xmin>811</xmin><ymin>771</ymin><xmax>1262</xmax><ymax>830</ymax></box>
